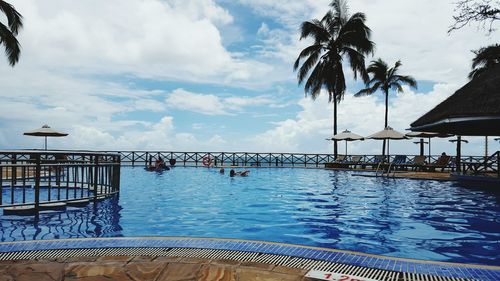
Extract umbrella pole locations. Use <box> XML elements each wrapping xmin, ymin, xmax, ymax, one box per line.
<box><xmin>485</xmin><ymin>136</ymin><xmax>488</xmax><ymax>158</ymax></box>
<box><xmin>345</xmin><ymin>141</ymin><xmax>348</xmax><ymax>156</ymax></box>
<box><xmin>44</xmin><ymin>136</ymin><xmax>47</xmax><ymax>150</ymax></box>
<box><xmin>428</xmin><ymin>137</ymin><xmax>431</xmax><ymax>162</ymax></box>
<box><xmin>387</xmin><ymin>139</ymin><xmax>390</xmax><ymax>157</ymax></box>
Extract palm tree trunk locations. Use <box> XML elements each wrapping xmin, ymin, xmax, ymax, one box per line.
<box><xmin>382</xmin><ymin>90</ymin><xmax>389</xmax><ymax>156</ymax></box>
<box><xmin>333</xmin><ymin>93</ymin><xmax>338</xmax><ymax>157</ymax></box>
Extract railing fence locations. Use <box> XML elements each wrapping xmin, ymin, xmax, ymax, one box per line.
<box><xmin>0</xmin><ymin>151</ymin><xmax>121</xmax><ymax>212</ymax></box>
<box><xmin>103</xmin><ymin>151</ymin><xmax>499</xmax><ymax>173</ymax></box>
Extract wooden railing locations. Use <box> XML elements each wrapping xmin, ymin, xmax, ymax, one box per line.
<box><xmin>101</xmin><ymin>151</ymin><xmax>496</xmax><ymax>172</ymax></box>
<box><xmin>462</xmin><ymin>151</ymin><xmax>499</xmax><ymax>177</ymax></box>
<box><xmin>0</xmin><ymin>150</ymin><xmax>121</xmax><ymax>211</ymax></box>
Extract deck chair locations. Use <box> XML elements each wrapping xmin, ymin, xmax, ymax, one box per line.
<box><xmin>343</xmin><ymin>155</ymin><xmax>362</xmax><ymax>169</ymax></box>
<box><xmin>390</xmin><ymin>155</ymin><xmax>407</xmax><ymax>170</ymax></box>
<box><xmin>425</xmin><ymin>155</ymin><xmax>451</xmax><ymax>172</ymax></box>
<box><xmin>407</xmin><ymin>155</ymin><xmax>426</xmax><ymax>171</ymax></box>
<box><xmin>334</xmin><ymin>155</ymin><xmax>347</xmax><ymax>163</ymax></box>
<box><xmin>367</xmin><ymin>155</ymin><xmax>386</xmax><ymax>169</ymax></box>
<box><xmin>325</xmin><ymin>155</ymin><xmax>347</xmax><ymax>168</ymax></box>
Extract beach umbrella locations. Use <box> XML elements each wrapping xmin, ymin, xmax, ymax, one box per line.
<box><xmin>406</xmin><ymin>131</ymin><xmax>452</xmax><ymax>160</ymax></box>
<box><xmin>367</xmin><ymin>127</ymin><xmax>408</xmax><ymax>155</ymax></box>
<box><xmin>24</xmin><ymin>124</ymin><xmax>68</xmax><ymax>150</ymax></box>
<box><xmin>328</xmin><ymin>130</ymin><xmax>364</xmax><ymax>155</ymax></box>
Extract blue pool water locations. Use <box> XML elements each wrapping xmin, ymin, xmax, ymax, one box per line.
<box><xmin>1</xmin><ymin>167</ymin><xmax>499</xmax><ymax>266</ymax></box>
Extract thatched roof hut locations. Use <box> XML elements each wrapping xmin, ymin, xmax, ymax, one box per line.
<box><xmin>410</xmin><ymin>65</ymin><xmax>500</xmax><ymax>136</ymax></box>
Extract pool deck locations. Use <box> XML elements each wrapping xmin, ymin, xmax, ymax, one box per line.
<box><xmin>0</xmin><ymin>237</ymin><xmax>498</xmax><ymax>281</ymax></box>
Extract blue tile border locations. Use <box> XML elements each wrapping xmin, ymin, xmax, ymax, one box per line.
<box><xmin>0</xmin><ymin>237</ymin><xmax>498</xmax><ymax>281</ymax></box>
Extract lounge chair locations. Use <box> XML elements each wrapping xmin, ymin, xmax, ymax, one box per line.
<box><xmin>363</xmin><ymin>155</ymin><xmax>387</xmax><ymax>170</ymax></box>
<box><xmin>334</xmin><ymin>155</ymin><xmax>347</xmax><ymax>163</ymax></box>
<box><xmin>343</xmin><ymin>155</ymin><xmax>362</xmax><ymax>169</ymax></box>
<box><xmin>424</xmin><ymin>155</ymin><xmax>451</xmax><ymax>172</ymax></box>
<box><xmin>406</xmin><ymin>155</ymin><xmax>426</xmax><ymax>171</ymax></box>
<box><xmin>388</xmin><ymin>155</ymin><xmax>407</xmax><ymax>171</ymax></box>
<box><xmin>325</xmin><ymin>155</ymin><xmax>347</xmax><ymax>168</ymax></box>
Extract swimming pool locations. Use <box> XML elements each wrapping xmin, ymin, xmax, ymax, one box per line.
<box><xmin>1</xmin><ymin>167</ymin><xmax>499</xmax><ymax>266</ymax></box>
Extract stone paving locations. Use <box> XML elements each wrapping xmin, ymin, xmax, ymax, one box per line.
<box><xmin>0</xmin><ymin>255</ymin><xmax>313</xmax><ymax>281</ymax></box>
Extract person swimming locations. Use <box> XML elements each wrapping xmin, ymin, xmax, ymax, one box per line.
<box><xmin>229</xmin><ymin>169</ymin><xmax>249</xmax><ymax>177</ymax></box>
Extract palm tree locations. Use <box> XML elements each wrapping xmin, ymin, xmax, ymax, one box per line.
<box><xmin>355</xmin><ymin>58</ymin><xmax>417</xmax><ymax>155</ymax></box>
<box><xmin>469</xmin><ymin>44</ymin><xmax>500</xmax><ymax>80</ymax></box>
<box><xmin>0</xmin><ymin>0</ymin><xmax>23</xmax><ymax>66</ymax></box>
<box><xmin>294</xmin><ymin>0</ymin><xmax>374</xmax><ymax>157</ymax></box>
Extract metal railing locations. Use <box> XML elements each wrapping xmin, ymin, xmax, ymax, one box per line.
<box><xmin>102</xmin><ymin>151</ymin><xmax>498</xmax><ymax>173</ymax></box>
<box><xmin>0</xmin><ymin>150</ymin><xmax>121</xmax><ymax>210</ymax></box>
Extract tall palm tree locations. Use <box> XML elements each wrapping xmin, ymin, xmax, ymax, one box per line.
<box><xmin>355</xmin><ymin>58</ymin><xmax>417</xmax><ymax>155</ymax></box>
<box><xmin>0</xmin><ymin>0</ymin><xmax>23</xmax><ymax>66</ymax></box>
<box><xmin>294</xmin><ymin>0</ymin><xmax>374</xmax><ymax>157</ymax></box>
<box><xmin>469</xmin><ymin>44</ymin><xmax>500</xmax><ymax>80</ymax></box>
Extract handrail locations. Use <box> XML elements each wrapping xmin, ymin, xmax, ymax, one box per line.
<box><xmin>0</xmin><ymin>150</ymin><xmax>121</xmax><ymax>211</ymax></box>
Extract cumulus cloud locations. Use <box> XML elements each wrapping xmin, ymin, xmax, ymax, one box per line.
<box><xmin>165</xmin><ymin>88</ymin><xmax>274</xmax><ymax>115</ymax></box>
<box><xmin>5</xmin><ymin>0</ymin><xmax>280</xmax><ymax>88</ymax></box>
<box><xmin>250</xmin><ymin>84</ymin><xmax>495</xmax><ymax>155</ymax></box>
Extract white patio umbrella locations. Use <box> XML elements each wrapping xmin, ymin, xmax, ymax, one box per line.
<box><xmin>367</xmin><ymin>127</ymin><xmax>409</xmax><ymax>155</ymax></box>
<box><xmin>328</xmin><ymin>130</ymin><xmax>364</xmax><ymax>155</ymax></box>
<box><xmin>24</xmin><ymin>124</ymin><xmax>68</xmax><ymax>150</ymax></box>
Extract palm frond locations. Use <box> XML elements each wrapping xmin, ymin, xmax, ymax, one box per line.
<box><xmin>296</xmin><ymin>48</ymin><xmax>322</xmax><ymax>84</ymax></box>
<box><xmin>470</xmin><ymin>44</ymin><xmax>500</xmax><ymax>80</ymax></box>
<box><xmin>329</xmin><ymin>0</ymin><xmax>349</xmax><ymax>25</ymax></box>
<box><xmin>300</xmin><ymin>20</ymin><xmax>330</xmax><ymax>42</ymax></box>
<box><xmin>0</xmin><ymin>0</ymin><xmax>22</xmax><ymax>35</ymax></box>
<box><xmin>304</xmin><ymin>60</ymin><xmax>326</xmax><ymax>98</ymax></box>
<box><xmin>342</xmin><ymin>47</ymin><xmax>368</xmax><ymax>82</ymax></box>
<box><xmin>293</xmin><ymin>44</ymin><xmax>322</xmax><ymax>71</ymax></box>
<box><xmin>389</xmin><ymin>82</ymin><xmax>404</xmax><ymax>93</ymax></box>
<box><xmin>354</xmin><ymin>81</ymin><xmax>381</xmax><ymax>97</ymax></box>
<box><xmin>468</xmin><ymin>67</ymin><xmax>487</xmax><ymax>80</ymax></box>
<box><xmin>393</xmin><ymin>75</ymin><xmax>417</xmax><ymax>89</ymax></box>
<box><xmin>0</xmin><ymin>21</ymin><xmax>21</xmax><ymax>66</ymax></box>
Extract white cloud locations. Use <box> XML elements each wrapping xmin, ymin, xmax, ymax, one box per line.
<box><xmin>250</xmin><ymin>84</ymin><xmax>477</xmax><ymax>154</ymax></box>
<box><xmin>165</xmin><ymin>88</ymin><xmax>274</xmax><ymax>115</ymax></box>
<box><xmin>165</xmin><ymin>89</ymin><xmax>229</xmax><ymax>115</ymax></box>
<box><xmin>5</xmin><ymin>0</ymin><xmax>279</xmax><ymax>88</ymax></box>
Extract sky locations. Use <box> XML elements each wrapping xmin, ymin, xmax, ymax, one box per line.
<box><xmin>0</xmin><ymin>0</ymin><xmax>499</xmax><ymax>156</ymax></box>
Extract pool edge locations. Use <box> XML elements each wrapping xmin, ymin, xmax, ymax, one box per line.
<box><xmin>0</xmin><ymin>237</ymin><xmax>498</xmax><ymax>280</ymax></box>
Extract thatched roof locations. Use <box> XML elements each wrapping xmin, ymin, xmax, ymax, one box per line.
<box><xmin>410</xmin><ymin>65</ymin><xmax>500</xmax><ymax>136</ymax></box>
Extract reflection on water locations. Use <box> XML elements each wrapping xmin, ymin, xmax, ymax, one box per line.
<box><xmin>0</xmin><ymin>195</ymin><xmax>123</xmax><ymax>241</ymax></box>
<box><xmin>0</xmin><ymin>167</ymin><xmax>498</xmax><ymax>267</ymax></box>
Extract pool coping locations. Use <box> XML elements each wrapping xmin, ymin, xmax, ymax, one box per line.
<box><xmin>0</xmin><ymin>237</ymin><xmax>498</xmax><ymax>280</ymax></box>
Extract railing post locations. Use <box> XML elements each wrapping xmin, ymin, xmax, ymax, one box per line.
<box><xmin>93</xmin><ymin>156</ymin><xmax>98</xmax><ymax>202</ymax></box>
<box><xmin>34</xmin><ymin>154</ymin><xmax>41</xmax><ymax>212</ymax></box>
<box><xmin>11</xmin><ymin>153</ymin><xmax>16</xmax><ymax>186</ymax></box>
<box><xmin>497</xmin><ymin>152</ymin><xmax>499</xmax><ymax>178</ymax></box>
<box><xmin>117</xmin><ymin>155</ymin><xmax>121</xmax><ymax>191</ymax></box>
<box><xmin>131</xmin><ymin>151</ymin><xmax>135</xmax><ymax>166</ymax></box>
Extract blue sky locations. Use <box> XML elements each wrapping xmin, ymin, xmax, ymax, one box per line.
<box><xmin>0</xmin><ymin>0</ymin><xmax>498</xmax><ymax>155</ymax></box>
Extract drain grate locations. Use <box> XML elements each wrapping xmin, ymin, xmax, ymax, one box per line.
<box><xmin>0</xmin><ymin>247</ymin><xmax>475</xmax><ymax>281</ymax></box>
